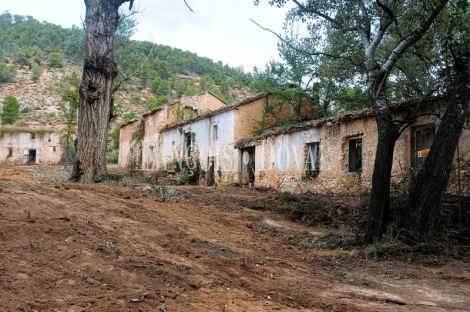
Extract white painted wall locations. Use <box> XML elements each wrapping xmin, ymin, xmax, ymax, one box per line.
<box><xmin>158</xmin><ymin>109</ymin><xmax>242</xmax><ymax>183</ymax></box>
<box><xmin>0</xmin><ymin>131</ymin><xmax>61</xmax><ymax>165</ymax></box>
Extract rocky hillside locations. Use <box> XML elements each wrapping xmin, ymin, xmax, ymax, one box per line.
<box><xmin>0</xmin><ymin>61</ymin><xmax>253</xmax><ymax>130</ymax></box>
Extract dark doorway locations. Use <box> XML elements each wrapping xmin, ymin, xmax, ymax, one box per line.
<box><xmin>28</xmin><ymin>149</ymin><xmax>37</xmax><ymax>164</ymax></box>
<box><xmin>207</xmin><ymin>157</ymin><xmax>215</xmax><ymax>186</ymax></box>
<box><xmin>240</xmin><ymin>147</ymin><xmax>255</xmax><ymax>185</ymax></box>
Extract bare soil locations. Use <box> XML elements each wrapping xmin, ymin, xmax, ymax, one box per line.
<box><xmin>1</xmin><ymin>165</ymin><xmax>469</xmax><ymax>312</ymax></box>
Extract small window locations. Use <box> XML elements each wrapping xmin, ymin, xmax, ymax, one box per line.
<box><xmin>7</xmin><ymin>147</ymin><xmax>13</xmax><ymax>157</ymax></box>
<box><xmin>212</xmin><ymin>124</ymin><xmax>218</xmax><ymax>141</ymax></box>
<box><xmin>305</xmin><ymin>143</ymin><xmax>320</xmax><ymax>178</ymax></box>
<box><xmin>30</xmin><ymin>132</ymin><xmax>36</xmax><ymax>139</ymax></box>
<box><xmin>185</xmin><ymin>132</ymin><xmax>194</xmax><ymax>157</ymax></box>
<box><xmin>348</xmin><ymin>137</ymin><xmax>363</xmax><ymax>173</ymax></box>
<box><xmin>307</xmin><ymin>143</ymin><xmax>319</xmax><ymax>169</ymax></box>
<box><xmin>51</xmin><ymin>146</ymin><xmax>57</xmax><ymax>152</ymax></box>
<box><xmin>412</xmin><ymin>125</ymin><xmax>435</xmax><ymax>169</ymax></box>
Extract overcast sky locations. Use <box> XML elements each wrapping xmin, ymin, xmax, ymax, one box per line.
<box><xmin>2</xmin><ymin>0</ymin><xmax>296</xmax><ymax>72</ymax></box>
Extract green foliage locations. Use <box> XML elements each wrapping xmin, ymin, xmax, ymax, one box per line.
<box><xmin>123</xmin><ymin>111</ymin><xmax>137</xmax><ymax>122</ymax></box>
<box><xmin>106</xmin><ymin>151</ymin><xmax>119</xmax><ymax>164</ymax></box>
<box><xmin>181</xmin><ymin>158</ymin><xmax>203</xmax><ymax>185</ymax></box>
<box><xmin>131</xmin><ymin>119</ymin><xmax>144</xmax><ymax>142</ymax></box>
<box><xmin>277</xmin><ymin>191</ymin><xmax>299</xmax><ymax>202</ymax></box>
<box><xmin>54</xmin><ymin>72</ymin><xmax>80</xmax><ymax>162</ymax></box>
<box><xmin>129</xmin><ymin>96</ymin><xmax>138</xmax><ymax>105</ymax></box>
<box><xmin>20</xmin><ymin>107</ymin><xmax>32</xmax><ymax>114</ymax></box>
<box><xmin>0</xmin><ymin>62</ymin><xmax>17</xmax><ymax>83</ymax></box>
<box><xmin>47</xmin><ymin>52</ymin><xmax>64</xmax><ymax>68</ymax></box>
<box><xmin>0</xmin><ymin>11</ymin><xmax>255</xmax><ymax>101</ymax></box>
<box><xmin>338</xmin><ymin>86</ymin><xmax>369</xmax><ymax>112</ymax></box>
<box><xmin>185</xmin><ymin>80</ymin><xmax>197</xmax><ymax>96</ymax></box>
<box><xmin>1</xmin><ymin>95</ymin><xmax>20</xmax><ymax>125</ymax></box>
<box><xmin>13</xmin><ymin>54</ymin><xmax>28</xmax><ymax>65</ymax></box>
<box><xmin>146</xmin><ymin>96</ymin><xmax>168</xmax><ymax>110</ymax></box>
<box><xmin>219</xmin><ymin>80</ymin><xmax>233</xmax><ymax>103</ymax></box>
<box><xmin>110</xmin><ymin>122</ymin><xmax>122</xmax><ymax>150</ymax></box>
<box><xmin>199</xmin><ymin>75</ymin><xmax>214</xmax><ymax>92</ymax></box>
<box><xmin>31</xmin><ymin>65</ymin><xmax>43</xmax><ymax>81</ymax></box>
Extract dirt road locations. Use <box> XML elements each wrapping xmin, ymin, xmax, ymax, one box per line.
<box><xmin>0</xmin><ymin>166</ymin><xmax>469</xmax><ymax>311</ymax></box>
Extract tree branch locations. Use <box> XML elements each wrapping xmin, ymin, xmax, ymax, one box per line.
<box><xmin>291</xmin><ymin>0</ymin><xmax>342</xmax><ymax>28</ymax></box>
<box><xmin>112</xmin><ymin>45</ymin><xmax>153</xmax><ymax>94</ymax></box>
<box><xmin>183</xmin><ymin>0</ymin><xmax>194</xmax><ymax>13</ymax></box>
<box><xmin>250</xmin><ymin>19</ymin><xmax>342</xmax><ymax>59</ymax></box>
<box><xmin>381</xmin><ymin>0</ymin><xmax>449</xmax><ymax>74</ymax></box>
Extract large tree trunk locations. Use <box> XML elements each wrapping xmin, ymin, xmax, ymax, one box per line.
<box><xmin>70</xmin><ymin>0</ymin><xmax>129</xmax><ymax>183</ymax></box>
<box><xmin>365</xmin><ymin>81</ymin><xmax>401</xmax><ymax>243</ymax></box>
<box><xmin>398</xmin><ymin>48</ymin><xmax>470</xmax><ymax>243</ymax></box>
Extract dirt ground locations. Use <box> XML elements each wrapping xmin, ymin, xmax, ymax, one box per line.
<box><xmin>0</xmin><ymin>165</ymin><xmax>469</xmax><ymax>312</ymax></box>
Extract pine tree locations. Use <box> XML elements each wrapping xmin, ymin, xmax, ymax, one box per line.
<box><xmin>1</xmin><ymin>95</ymin><xmax>21</xmax><ymax>125</ymax></box>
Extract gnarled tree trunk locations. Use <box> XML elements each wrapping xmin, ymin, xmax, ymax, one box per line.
<box><xmin>70</xmin><ymin>0</ymin><xmax>130</xmax><ymax>183</ymax></box>
<box><xmin>398</xmin><ymin>47</ymin><xmax>470</xmax><ymax>242</ymax></box>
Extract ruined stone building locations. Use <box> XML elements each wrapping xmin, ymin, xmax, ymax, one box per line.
<box><xmin>0</xmin><ymin>129</ymin><xmax>61</xmax><ymax>165</ymax></box>
<box><xmin>119</xmin><ymin>95</ymin><xmax>470</xmax><ymax>195</ymax></box>
<box><xmin>119</xmin><ymin>91</ymin><xmax>228</xmax><ymax>169</ymax></box>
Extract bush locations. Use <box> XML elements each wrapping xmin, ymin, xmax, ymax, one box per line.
<box><xmin>1</xmin><ymin>95</ymin><xmax>21</xmax><ymax>125</ymax></box>
<box><xmin>123</xmin><ymin>111</ymin><xmax>137</xmax><ymax>122</ymax></box>
<box><xmin>110</xmin><ymin>122</ymin><xmax>122</xmax><ymax>150</ymax></box>
<box><xmin>0</xmin><ymin>62</ymin><xmax>17</xmax><ymax>83</ymax></box>
<box><xmin>107</xmin><ymin>152</ymin><xmax>119</xmax><ymax>164</ymax></box>
<box><xmin>129</xmin><ymin>96</ymin><xmax>138</xmax><ymax>105</ymax></box>
<box><xmin>20</xmin><ymin>107</ymin><xmax>32</xmax><ymax>114</ymax></box>
<box><xmin>146</xmin><ymin>96</ymin><xmax>168</xmax><ymax>110</ymax></box>
<box><xmin>47</xmin><ymin>52</ymin><xmax>64</xmax><ymax>68</ymax></box>
<box><xmin>31</xmin><ymin>66</ymin><xmax>43</xmax><ymax>81</ymax></box>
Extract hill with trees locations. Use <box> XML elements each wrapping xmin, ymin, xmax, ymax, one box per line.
<box><xmin>0</xmin><ymin>11</ymin><xmax>254</xmax><ymax>105</ymax></box>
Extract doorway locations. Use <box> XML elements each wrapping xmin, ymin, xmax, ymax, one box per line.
<box><xmin>28</xmin><ymin>149</ymin><xmax>37</xmax><ymax>164</ymax></box>
<box><xmin>207</xmin><ymin>157</ymin><xmax>215</xmax><ymax>186</ymax></box>
<box><xmin>240</xmin><ymin>147</ymin><xmax>255</xmax><ymax>185</ymax></box>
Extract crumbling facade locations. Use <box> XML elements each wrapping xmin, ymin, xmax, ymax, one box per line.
<box><xmin>0</xmin><ymin>130</ymin><xmax>61</xmax><ymax>165</ymax></box>
<box><xmin>119</xmin><ymin>91</ymin><xmax>228</xmax><ymax>171</ymax></box>
<box><xmin>119</xmin><ymin>94</ymin><xmax>470</xmax><ymax>195</ymax></box>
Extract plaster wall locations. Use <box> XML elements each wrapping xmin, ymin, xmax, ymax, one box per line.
<box><xmin>251</xmin><ymin>112</ymin><xmax>470</xmax><ymax>195</ymax></box>
<box><xmin>118</xmin><ymin>120</ymin><xmax>138</xmax><ymax>168</ymax></box>
<box><xmin>0</xmin><ymin>131</ymin><xmax>61</xmax><ymax>165</ymax></box>
<box><xmin>197</xmin><ymin>91</ymin><xmax>227</xmax><ymax>111</ymax></box>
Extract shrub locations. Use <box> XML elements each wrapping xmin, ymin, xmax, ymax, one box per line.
<box><xmin>146</xmin><ymin>96</ymin><xmax>168</xmax><ymax>110</ymax></box>
<box><xmin>1</xmin><ymin>95</ymin><xmax>21</xmax><ymax>125</ymax></box>
<box><xmin>48</xmin><ymin>52</ymin><xmax>64</xmax><ymax>68</ymax></box>
<box><xmin>107</xmin><ymin>152</ymin><xmax>119</xmax><ymax>164</ymax></box>
<box><xmin>31</xmin><ymin>66</ymin><xmax>43</xmax><ymax>82</ymax></box>
<box><xmin>0</xmin><ymin>62</ymin><xmax>17</xmax><ymax>83</ymax></box>
<box><xmin>20</xmin><ymin>107</ymin><xmax>32</xmax><ymax>114</ymax></box>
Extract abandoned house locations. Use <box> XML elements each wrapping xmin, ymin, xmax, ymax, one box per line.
<box><xmin>235</xmin><ymin>97</ymin><xmax>470</xmax><ymax>195</ymax></box>
<box><xmin>0</xmin><ymin>130</ymin><xmax>62</xmax><ymax>165</ymax></box>
<box><xmin>119</xmin><ymin>94</ymin><xmax>470</xmax><ymax>195</ymax></box>
<box><xmin>118</xmin><ymin>91</ymin><xmax>228</xmax><ymax>169</ymax></box>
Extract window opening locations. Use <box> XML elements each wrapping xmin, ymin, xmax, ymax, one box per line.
<box><xmin>185</xmin><ymin>132</ymin><xmax>194</xmax><ymax>157</ymax></box>
<box><xmin>413</xmin><ymin>126</ymin><xmax>435</xmax><ymax>170</ymax></box>
<box><xmin>212</xmin><ymin>124</ymin><xmax>218</xmax><ymax>141</ymax></box>
<box><xmin>348</xmin><ymin>137</ymin><xmax>363</xmax><ymax>173</ymax></box>
<box><xmin>305</xmin><ymin>142</ymin><xmax>320</xmax><ymax>178</ymax></box>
